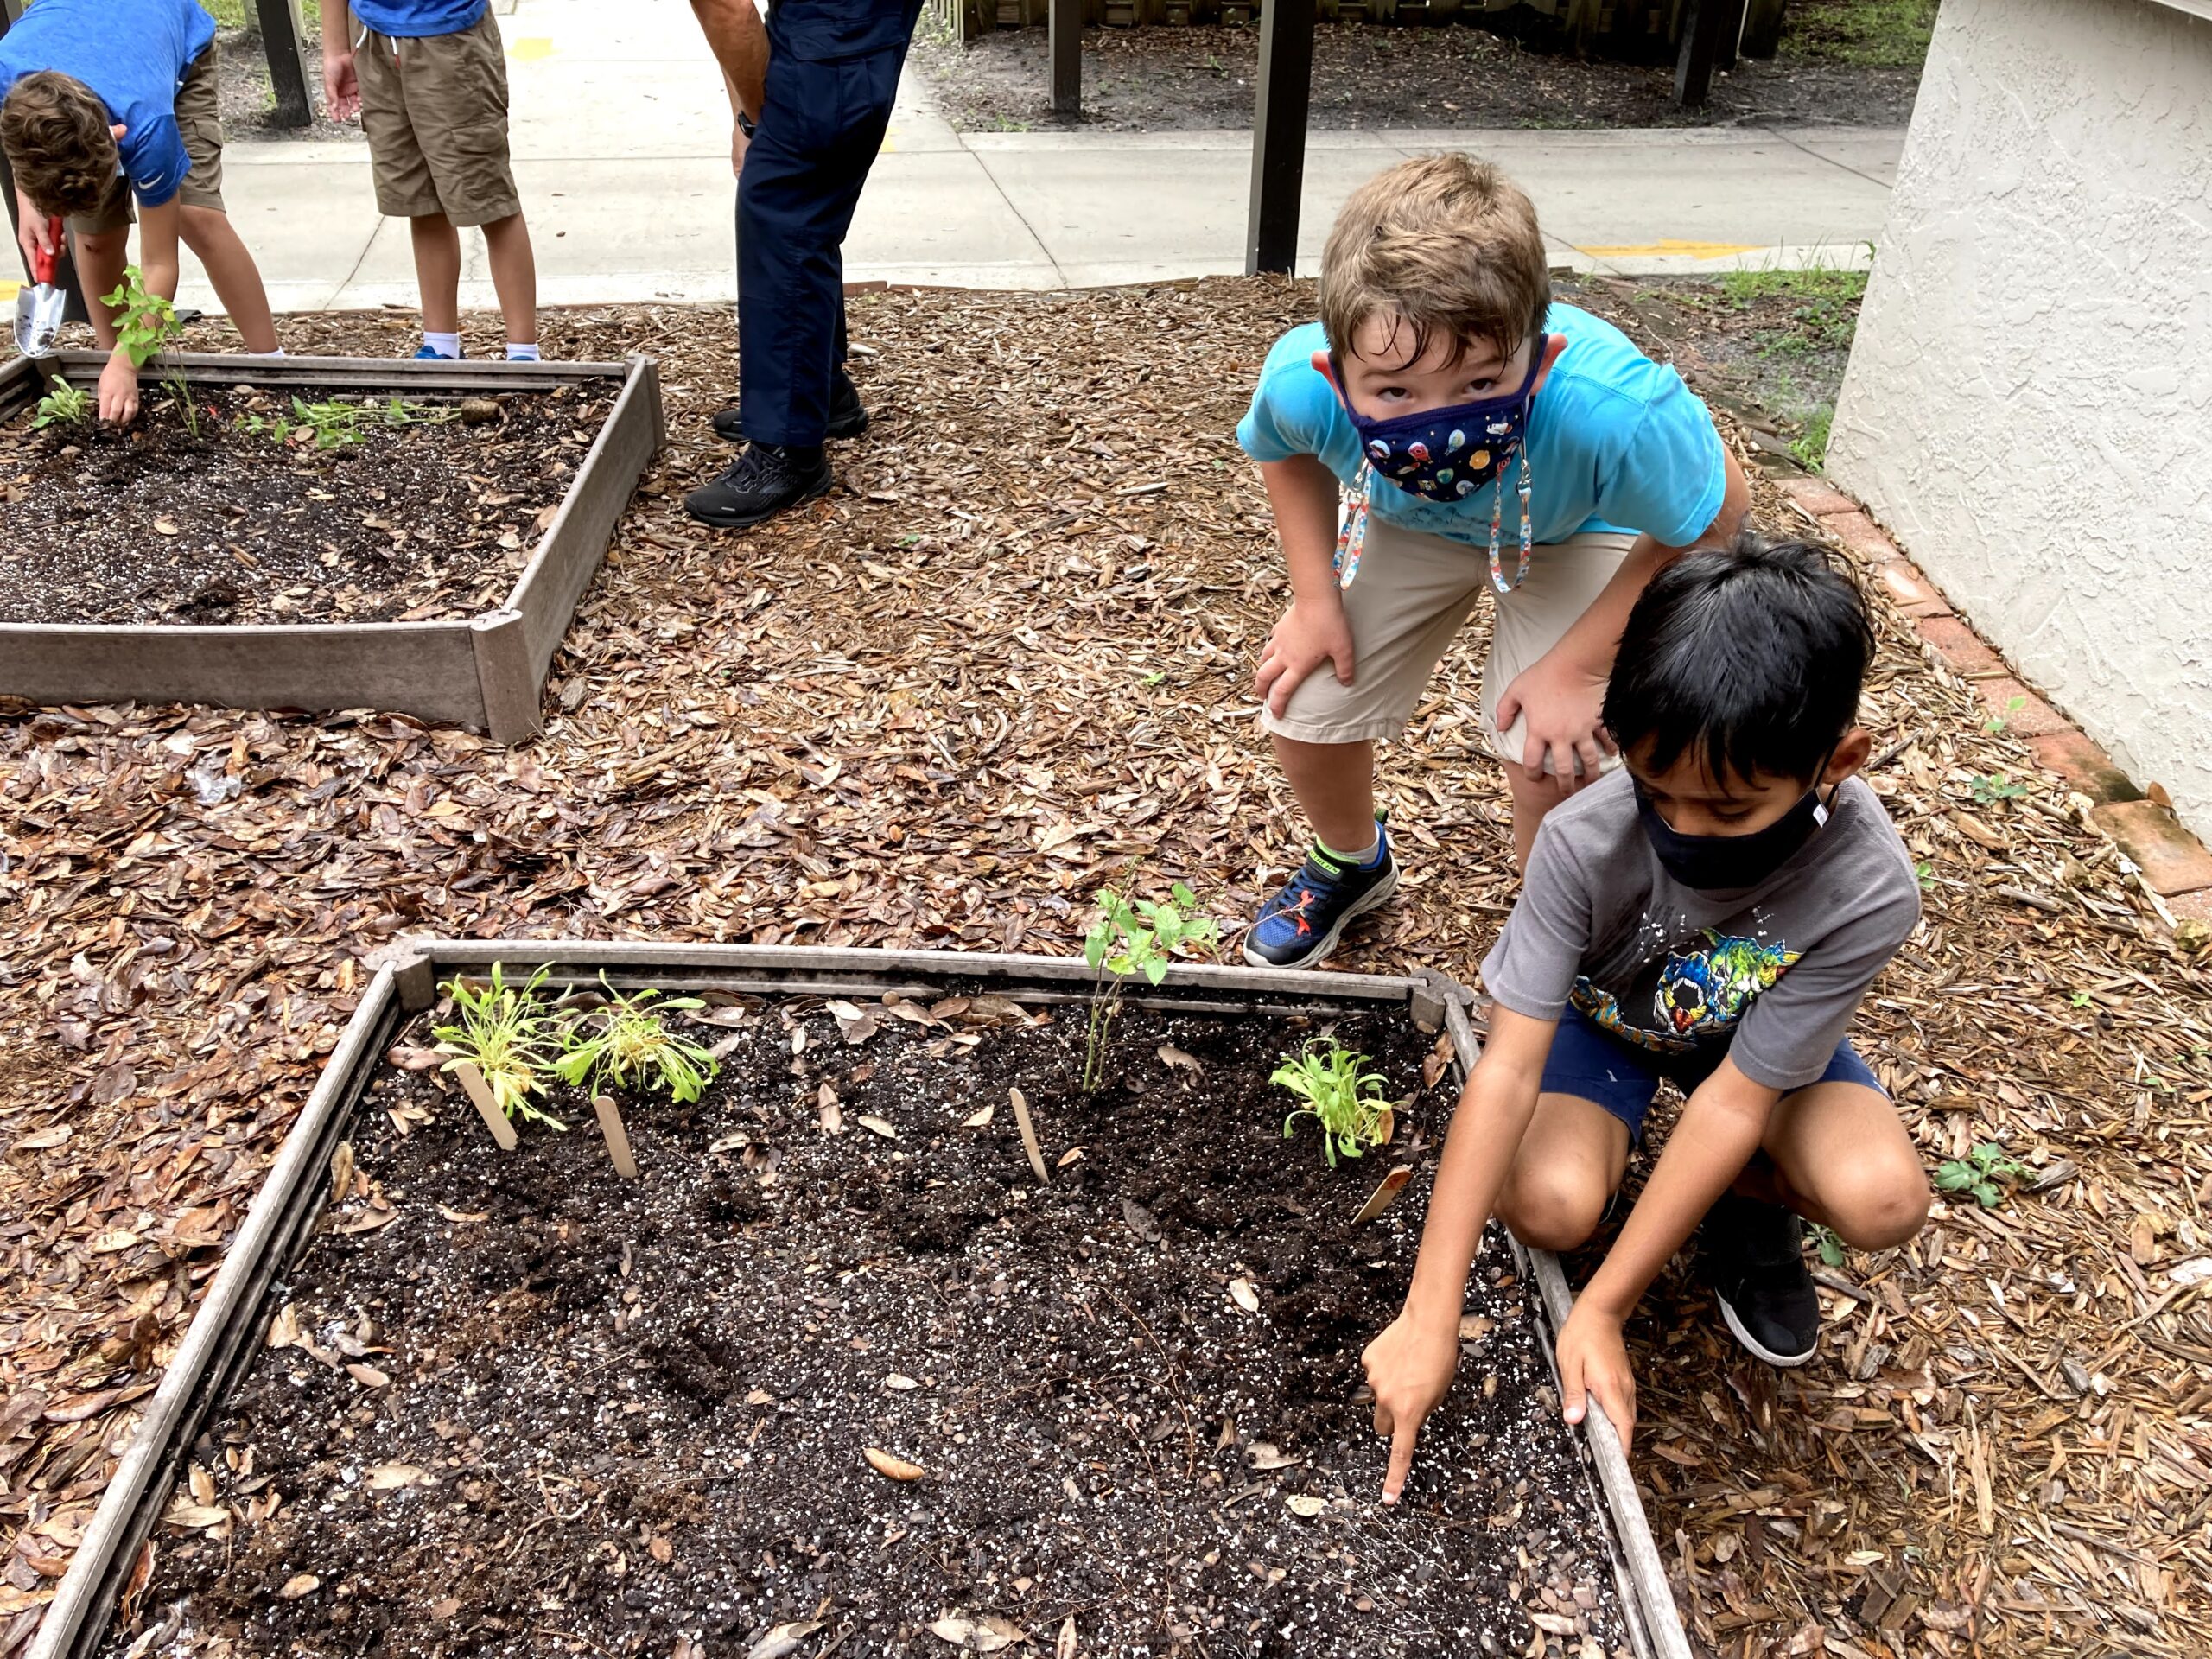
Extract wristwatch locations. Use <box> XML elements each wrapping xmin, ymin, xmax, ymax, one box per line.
<box><xmin>736</xmin><ymin>110</ymin><xmax>757</xmax><ymax>138</ymax></box>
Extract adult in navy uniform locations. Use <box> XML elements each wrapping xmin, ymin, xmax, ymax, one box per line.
<box><xmin>687</xmin><ymin>0</ymin><xmax>923</xmax><ymax>529</ymax></box>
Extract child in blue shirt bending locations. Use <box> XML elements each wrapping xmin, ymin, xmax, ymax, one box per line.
<box><xmin>1236</xmin><ymin>154</ymin><xmax>1748</xmax><ymax>968</ymax></box>
<box><xmin>0</xmin><ymin>0</ymin><xmax>282</xmax><ymax>423</ymax></box>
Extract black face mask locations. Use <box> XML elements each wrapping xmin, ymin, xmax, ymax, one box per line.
<box><xmin>1634</xmin><ymin>770</ymin><xmax>1839</xmax><ymax>893</ymax></box>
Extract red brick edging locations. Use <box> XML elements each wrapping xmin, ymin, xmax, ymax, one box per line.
<box><xmin>1779</xmin><ymin>476</ymin><xmax>2212</xmax><ymax>929</ymax></box>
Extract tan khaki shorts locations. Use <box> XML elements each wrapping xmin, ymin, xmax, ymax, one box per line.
<box><xmin>353</xmin><ymin>9</ymin><xmax>520</xmax><ymax>227</ymax></box>
<box><xmin>70</xmin><ymin>45</ymin><xmax>226</xmax><ymax>234</ymax></box>
<box><xmin>1260</xmin><ymin>512</ymin><xmax>1637</xmax><ymax>773</ymax></box>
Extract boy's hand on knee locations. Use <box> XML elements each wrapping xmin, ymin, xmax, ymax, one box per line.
<box><xmin>97</xmin><ymin>354</ymin><xmax>141</xmax><ymax>427</ymax></box>
<box><xmin>1497</xmin><ymin>652</ymin><xmax>1614</xmax><ymax>797</ymax></box>
<box><xmin>1257</xmin><ymin>598</ymin><xmax>1355</xmax><ymax>719</ymax></box>
<box><xmin>1359</xmin><ymin>1311</ymin><xmax>1458</xmax><ymax>1504</ymax></box>
<box><xmin>1555</xmin><ymin>1303</ymin><xmax>1636</xmax><ymax>1442</ymax></box>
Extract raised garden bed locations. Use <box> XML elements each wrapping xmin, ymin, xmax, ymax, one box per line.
<box><xmin>35</xmin><ymin>944</ymin><xmax>1687</xmax><ymax>1659</ymax></box>
<box><xmin>0</xmin><ymin>351</ymin><xmax>662</xmax><ymax>743</ymax></box>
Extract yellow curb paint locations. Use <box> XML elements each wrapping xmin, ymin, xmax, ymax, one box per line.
<box><xmin>1575</xmin><ymin>239</ymin><xmax>1764</xmax><ymax>259</ymax></box>
<box><xmin>0</xmin><ymin>281</ymin><xmax>19</xmax><ymax>302</ymax></box>
<box><xmin>507</xmin><ymin>37</ymin><xmax>555</xmax><ymax>61</ymax></box>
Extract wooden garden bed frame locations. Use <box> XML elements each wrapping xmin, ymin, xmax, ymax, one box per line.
<box><xmin>0</xmin><ymin>351</ymin><xmax>664</xmax><ymax>744</ymax></box>
<box><xmin>29</xmin><ymin>942</ymin><xmax>1692</xmax><ymax>1659</ymax></box>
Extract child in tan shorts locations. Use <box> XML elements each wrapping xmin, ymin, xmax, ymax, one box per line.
<box><xmin>320</xmin><ymin>0</ymin><xmax>537</xmax><ymax>361</ymax></box>
<box><xmin>1236</xmin><ymin>154</ymin><xmax>1750</xmax><ymax>968</ymax></box>
<box><xmin>0</xmin><ymin>0</ymin><xmax>282</xmax><ymax>423</ymax></box>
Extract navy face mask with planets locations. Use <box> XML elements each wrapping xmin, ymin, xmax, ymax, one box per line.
<box><xmin>1333</xmin><ymin>337</ymin><xmax>1548</xmax><ymax>505</ymax></box>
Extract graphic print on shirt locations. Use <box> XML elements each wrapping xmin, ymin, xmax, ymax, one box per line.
<box><xmin>1570</xmin><ymin>927</ymin><xmax>1802</xmax><ymax>1053</ymax></box>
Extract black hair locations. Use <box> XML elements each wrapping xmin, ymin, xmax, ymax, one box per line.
<box><xmin>1603</xmin><ymin>529</ymin><xmax>1875</xmax><ymax>787</ymax></box>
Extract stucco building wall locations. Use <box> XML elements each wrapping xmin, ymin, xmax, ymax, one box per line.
<box><xmin>1829</xmin><ymin>0</ymin><xmax>2212</xmax><ymax>840</ymax></box>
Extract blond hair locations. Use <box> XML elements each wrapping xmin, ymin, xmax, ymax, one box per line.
<box><xmin>1</xmin><ymin>72</ymin><xmax>117</xmax><ymax>220</ymax></box>
<box><xmin>1319</xmin><ymin>155</ymin><xmax>1551</xmax><ymax>369</ymax></box>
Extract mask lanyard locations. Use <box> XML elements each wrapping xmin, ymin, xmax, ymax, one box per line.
<box><xmin>1488</xmin><ymin>446</ymin><xmax>1533</xmax><ymax>597</ymax></box>
<box><xmin>1333</xmin><ymin>464</ymin><xmax>1375</xmax><ymax>589</ymax></box>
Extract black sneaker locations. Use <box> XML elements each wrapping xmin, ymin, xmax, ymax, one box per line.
<box><xmin>1700</xmin><ymin>1193</ymin><xmax>1821</xmax><ymax>1368</ymax></box>
<box><xmin>1243</xmin><ymin>821</ymin><xmax>1400</xmax><ymax>969</ymax></box>
<box><xmin>711</xmin><ymin>371</ymin><xmax>868</xmax><ymax>444</ymax></box>
<box><xmin>683</xmin><ymin>442</ymin><xmax>832</xmax><ymax>529</ymax></box>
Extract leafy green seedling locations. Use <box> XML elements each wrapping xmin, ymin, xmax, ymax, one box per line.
<box><xmin>1985</xmin><ymin>695</ymin><xmax>2026</xmax><ymax>734</ymax></box>
<box><xmin>1807</xmin><ymin>1222</ymin><xmax>1847</xmax><ymax>1269</ymax></box>
<box><xmin>554</xmin><ymin>979</ymin><xmax>721</xmax><ymax>1103</ymax></box>
<box><xmin>432</xmin><ymin>963</ymin><xmax>564</xmax><ymax>1128</ymax></box>
<box><xmin>1935</xmin><ymin>1141</ymin><xmax>2030</xmax><ymax>1209</ymax></box>
<box><xmin>1273</xmin><ymin>1038</ymin><xmax>1391</xmax><ymax>1168</ymax></box>
<box><xmin>1080</xmin><ymin>880</ymin><xmax>1219</xmax><ymax>1092</ymax></box>
<box><xmin>1914</xmin><ymin>859</ymin><xmax>1936</xmax><ymax>893</ymax></box>
<box><xmin>100</xmin><ymin>265</ymin><xmax>195</xmax><ymax>434</ymax></box>
<box><xmin>1970</xmin><ymin>774</ymin><xmax>2030</xmax><ymax>804</ymax></box>
<box><xmin>32</xmin><ymin>379</ymin><xmax>92</xmax><ymax>429</ymax></box>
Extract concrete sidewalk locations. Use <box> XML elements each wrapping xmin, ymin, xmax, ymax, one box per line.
<box><xmin>160</xmin><ymin>0</ymin><xmax>1898</xmax><ymax>316</ymax></box>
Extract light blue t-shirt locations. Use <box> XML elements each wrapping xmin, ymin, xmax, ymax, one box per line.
<box><xmin>1236</xmin><ymin>304</ymin><xmax>1727</xmax><ymax>549</ymax></box>
<box><xmin>350</xmin><ymin>0</ymin><xmax>489</xmax><ymax>39</ymax></box>
<box><xmin>0</xmin><ymin>0</ymin><xmax>215</xmax><ymax>209</ymax></box>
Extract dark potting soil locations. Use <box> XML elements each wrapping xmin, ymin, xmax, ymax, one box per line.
<box><xmin>111</xmin><ymin>994</ymin><xmax>1632</xmax><ymax>1659</ymax></box>
<box><xmin>0</xmin><ymin>380</ymin><xmax>615</xmax><ymax>627</ymax></box>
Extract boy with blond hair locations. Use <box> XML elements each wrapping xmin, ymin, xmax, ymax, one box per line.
<box><xmin>0</xmin><ymin>0</ymin><xmax>282</xmax><ymax>423</ymax></box>
<box><xmin>321</xmin><ymin>0</ymin><xmax>538</xmax><ymax>361</ymax></box>
<box><xmin>1238</xmin><ymin>154</ymin><xmax>1749</xmax><ymax>968</ymax></box>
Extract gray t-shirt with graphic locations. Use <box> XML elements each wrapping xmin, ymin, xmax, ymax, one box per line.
<box><xmin>1481</xmin><ymin>770</ymin><xmax>1920</xmax><ymax>1092</ymax></box>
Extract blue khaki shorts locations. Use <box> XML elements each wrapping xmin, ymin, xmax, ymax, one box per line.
<box><xmin>1539</xmin><ymin>1005</ymin><xmax>1883</xmax><ymax>1145</ymax></box>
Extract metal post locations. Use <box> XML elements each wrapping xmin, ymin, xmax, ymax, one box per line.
<box><xmin>1049</xmin><ymin>0</ymin><xmax>1081</xmax><ymax>116</ymax></box>
<box><xmin>0</xmin><ymin>0</ymin><xmax>91</xmax><ymax>325</ymax></box>
<box><xmin>1245</xmin><ymin>0</ymin><xmax>1316</xmax><ymax>276</ymax></box>
<box><xmin>253</xmin><ymin>0</ymin><xmax>318</xmax><ymax>129</ymax></box>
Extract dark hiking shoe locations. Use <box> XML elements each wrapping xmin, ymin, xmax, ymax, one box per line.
<box><xmin>1701</xmin><ymin>1193</ymin><xmax>1821</xmax><ymax>1368</ymax></box>
<box><xmin>1243</xmin><ymin>821</ymin><xmax>1399</xmax><ymax>969</ymax></box>
<box><xmin>711</xmin><ymin>370</ymin><xmax>868</xmax><ymax>444</ymax></box>
<box><xmin>683</xmin><ymin>442</ymin><xmax>832</xmax><ymax>529</ymax></box>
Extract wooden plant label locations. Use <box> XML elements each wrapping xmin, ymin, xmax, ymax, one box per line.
<box><xmin>594</xmin><ymin>1094</ymin><xmax>638</xmax><ymax>1179</ymax></box>
<box><xmin>1351</xmin><ymin>1166</ymin><xmax>1413</xmax><ymax>1225</ymax></box>
<box><xmin>451</xmin><ymin>1061</ymin><xmax>517</xmax><ymax>1151</ymax></box>
<box><xmin>1010</xmin><ymin>1087</ymin><xmax>1048</xmax><ymax>1185</ymax></box>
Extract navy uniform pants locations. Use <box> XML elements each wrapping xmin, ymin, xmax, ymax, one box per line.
<box><xmin>736</xmin><ymin>0</ymin><xmax>921</xmax><ymax>448</ymax></box>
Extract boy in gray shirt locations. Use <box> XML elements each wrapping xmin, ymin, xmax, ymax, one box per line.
<box><xmin>1362</xmin><ymin>534</ymin><xmax>1930</xmax><ymax>1500</ymax></box>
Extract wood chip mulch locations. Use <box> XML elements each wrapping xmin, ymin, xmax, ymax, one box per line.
<box><xmin>3</xmin><ymin>280</ymin><xmax>2209</xmax><ymax>1659</ymax></box>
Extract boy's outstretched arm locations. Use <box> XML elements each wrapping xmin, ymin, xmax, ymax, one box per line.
<box><xmin>1555</xmin><ymin>1056</ymin><xmax>1780</xmax><ymax>1440</ymax></box>
<box><xmin>1254</xmin><ymin>454</ymin><xmax>1354</xmax><ymax>717</ymax></box>
<box><xmin>1361</xmin><ymin>1007</ymin><xmax>1555</xmax><ymax>1503</ymax></box>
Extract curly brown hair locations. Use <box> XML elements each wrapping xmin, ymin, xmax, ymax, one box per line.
<box><xmin>1</xmin><ymin>71</ymin><xmax>118</xmax><ymax>220</ymax></box>
<box><xmin>1319</xmin><ymin>154</ymin><xmax>1551</xmax><ymax>371</ymax></box>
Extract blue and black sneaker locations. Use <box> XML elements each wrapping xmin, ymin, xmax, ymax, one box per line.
<box><xmin>1243</xmin><ymin>820</ymin><xmax>1400</xmax><ymax>969</ymax></box>
<box><xmin>411</xmin><ymin>345</ymin><xmax>463</xmax><ymax>360</ymax></box>
<box><xmin>1700</xmin><ymin>1193</ymin><xmax>1821</xmax><ymax>1369</ymax></box>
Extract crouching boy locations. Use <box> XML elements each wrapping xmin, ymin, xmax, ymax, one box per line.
<box><xmin>0</xmin><ymin>0</ymin><xmax>282</xmax><ymax>423</ymax></box>
<box><xmin>1362</xmin><ymin>534</ymin><xmax>1931</xmax><ymax>1499</ymax></box>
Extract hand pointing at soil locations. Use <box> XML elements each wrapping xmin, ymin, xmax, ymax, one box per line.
<box><xmin>1359</xmin><ymin>1310</ymin><xmax>1459</xmax><ymax>1503</ymax></box>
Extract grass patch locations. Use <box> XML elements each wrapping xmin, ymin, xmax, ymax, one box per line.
<box><xmin>1780</xmin><ymin>0</ymin><xmax>1940</xmax><ymax>69</ymax></box>
<box><xmin>199</xmin><ymin>0</ymin><xmax>323</xmax><ymax>32</ymax></box>
<box><xmin>1721</xmin><ymin>267</ymin><xmax>1867</xmax><ymax>355</ymax></box>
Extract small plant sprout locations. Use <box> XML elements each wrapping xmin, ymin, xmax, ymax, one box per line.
<box><xmin>32</xmin><ymin>378</ymin><xmax>92</xmax><ymax>430</ymax></box>
<box><xmin>1273</xmin><ymin>1038</ymin><xmax>1392</xmax><ymax>1168</ymax></box>
<box><xmin>1935</xmin><ymin>1141</ymin><xmax>2031</xmax><ymax>1209</ymax></box>
<box><xmin>1970</xmin><ymin>773</ymin><xmax>2030</xmax><ymax>805</ymax></box>
<box><xmin>1080</xmin><ymin>880</ymin><xmax>1219</xmax><ymax>1093</ymax></box>
<box><xmin>100</xmin><ymin>265</ymin><xmax>195</xmax><ymax>434</ymax></box>
<box><xmin>431</xmin><ymin>963</ymin><xmax>564</xmax><ymax>1129</ymax></box>
<box><xmin>1808</xmin><ymin>1222</ymin><xmax>1847</xmax><ymax>1269</ymax></box>
<box><xmin>554</xmin><ymin>979</ymin><xmax>721</xmax><ymax>1103</ymax></box>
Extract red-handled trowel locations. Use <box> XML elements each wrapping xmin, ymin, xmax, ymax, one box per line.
<box><xmin>13</xmin><ymin>217</ymin><xmax>67</xmax><ymax>359</ymax></box>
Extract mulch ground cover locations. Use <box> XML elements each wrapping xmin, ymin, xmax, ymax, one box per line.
<box><xmin>4</xmin><ymin>278</ymin><xmax>2210</xmax><ymax>1659</ymax></box>
<box><xmin>105</xmin><ymin>996</ymin><xmax>1632</xmax><ymax>1658</ymax></box>
<box><xmin>912</xmin><ymin>17</ymin><xmax>1923</xmax><ymax>133</ymax></box>
<box><xmin>0</xmin><ymin>382</ymin><xmax>613</xmax><ymax>626</ymax></box>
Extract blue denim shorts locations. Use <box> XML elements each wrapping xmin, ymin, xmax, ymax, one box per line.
<box><xmin>1539</xmin><ymin>1005</ymin><xmax>1883</xmax><ymax>1145</ymax></box>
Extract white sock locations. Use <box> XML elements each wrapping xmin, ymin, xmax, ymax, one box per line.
<box><xmin>423</xmin><ymin>331</ymin><xmax>461</xmax><ymax>359</ymax></box>
<box><xmin>505</xmin><ymin>341</ymin><xmax>540</xmax><ymax>361</ymax></box>
<box><xmin>1320</xmin><ymin>834</ymin><xmax>1381</xmax><ymax>868</ymax></box>
<box><xmin>251</xmin><ymin>348</ymin><xmax>285</xmax><ymax>358</ymax></box>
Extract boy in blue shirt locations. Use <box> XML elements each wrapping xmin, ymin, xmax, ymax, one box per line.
<box><xmin>1237</xmin><ymin>155</ymin><xmax>1749</xmax><ymax>968</ymax></box>
<box><xmin>320</xmin><ymin>0</ymin><xmax>538</xmax><ymax>361</ymax></box>
<box><xmin>0</xmin><ymin>0</ymin><xmax>282</xmax><ymax>423</ymax></box>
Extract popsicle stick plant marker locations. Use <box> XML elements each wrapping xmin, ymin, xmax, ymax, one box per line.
<box><xmin>1079</xmin><ymin>881</ymin><xmax>1218</xmax><ymax>1092</ymax></box>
